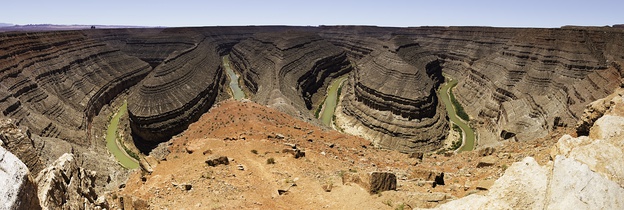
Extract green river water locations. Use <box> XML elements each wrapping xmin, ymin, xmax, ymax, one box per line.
<box><xmin>223</xmin><ymin>56</ymin><xmax>245</xmax><ymax>100</ymax></box>
<box><xmin>105</xmin><ymin>101</ymin><xmax>139</xmax><ymax>169</ymax></box>
<box><xmin>439</xmin><ymin>77</ymin><xmax>476</xmax><ymax>151</ymax></box>
<box><xmin>319</xmin><ymin>76</ymin><xmax>348</xmax><ymax>126</ymax></box>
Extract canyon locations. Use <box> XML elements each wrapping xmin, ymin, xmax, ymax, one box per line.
<box><xmin>1</xmin><ymin>25</ymin><xmax>623</xmax><ymax>209</ymax></box>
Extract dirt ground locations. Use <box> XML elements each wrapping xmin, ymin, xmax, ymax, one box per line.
<box><xmin>110</xmin><ymin>100</ymin><xmax>568</xmax><ymax>209</ymax></box>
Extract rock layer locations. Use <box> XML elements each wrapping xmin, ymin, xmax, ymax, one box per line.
<box><xmin>324</xmin><ymin>26</ymin><xmax>624</xmax><ymax>148</ymax></box>
<box><xmin>229</xmin><ymin>31</ymin><xmax>352</xmax><ymax>118</ymax></box>
<box><xmin>1</xmin><ymin>26</ymin><xmax>624</xmax><ymax>154</ymax></box>
<box><xmin>322</xmin><ymin>30</ymin><xmax>449</xmax><ymax>152</ymax></box>
<box><xmin>0</xmin><ymin>31</ymin><xmax>151</xmax><ymax>145</ymax></box>
<box><xmin>128</xmin><ymin>37</ymin><xmax>226</xmax><ymax>144</ymax></box>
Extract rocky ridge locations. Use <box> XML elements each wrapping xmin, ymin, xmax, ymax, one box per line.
<box><xmin>432</xmin><ymin>90</ymin><xmax>624</xmax><ymax>209</ymax></box>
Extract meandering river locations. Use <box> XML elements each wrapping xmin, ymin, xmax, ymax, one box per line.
<box><xmin>105</xmin><ymin>101</ymin><xmax>139</xmax><ymax>169</ymax></box>
<box><xmin>223</xmin><ymin>56</ymin><xmax>245</xmax><ymax>100</ymax></box>
<box><xmin>318</xmin><ymin>76</ymin><xmax>348</xmax><ymax>127</ymax></box>
<box><xmin>439</xmin><ymin>76</ymin><xmax>476</xmax><ymax>151</ymax></box>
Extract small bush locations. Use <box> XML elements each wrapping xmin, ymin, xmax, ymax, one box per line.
<box><xmin>267</xmin><ymin>157</ymin><xmax>276</xmax><ymax>164</ymax></box>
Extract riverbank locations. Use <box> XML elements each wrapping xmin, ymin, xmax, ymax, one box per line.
<box><xmin>438</xmin><ymin>76</ymin><xmax>476</xmax><ymax>152</ymax></box>
<box><xmin>317</xmin><ymin>76</ymin><xmax>348</xmax><ymax>127</ymax></box>
<box><xmin>106</xmin><ymin>101</ymin><xmax>139</xmax><ymax>169</ymax></box>
<box><xmin>223</xmin><ymin>56</ymin><xmax>245</xmax><ymax>100</ymax></box>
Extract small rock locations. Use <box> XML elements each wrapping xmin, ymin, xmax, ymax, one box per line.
<box><xmin>369</xmin><ymin>172</ymin><xmax>397</xmax><ymax>194</ymax></box>
<box><xmin>183</xmin><ymin>183</ymin><xmax>192</xmax><ymax>191</ymax></box>
<box><xmin>284</xmin><ymin>143</ymin><xmax>297</xmax><ymax>149</ymax></box>
<box><xmin>237</xmin><ymin>164</ymin><xmax>244</xmax><ymax>170</ymax></box>
<box><xmin>322</xmin><ymin>183</ymin><xmax>333</xmax><ymax>192</ymax></box>
<box><xmin>476</xmin><ymin>179</ymin><xmax>495</xmax><ymax>190</ymax></box>
<box><xmin>477</xmin><ymin>156</ymin><xmax>498</xmax><ymax>168</ymax></box>
<box><xmin>409</xmin><ymin>152</ymin><xmax>424</xmax><ymax>161</ymax></box>
<box><xmin>205</xmin><ymin>156</ymin><xmax>229</xmax><ymax>167</ymax></box>
<box><xmin>478</xmin><ymin>147</ymin><xmax>496</xmax><ymax>156</ymax></box>
<box><xmin>202</xmin><ymin>149</ymin><xmax>213</xmax><ymax>155</ymax></box>
<box><xmin>275</xmin><ymin>133</ymin><xmax>285</xmax><ymax>139</ymax></box>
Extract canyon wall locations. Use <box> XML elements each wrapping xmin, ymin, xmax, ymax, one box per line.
<box><xmin>229</xmin><ymin>31</ymin><xmax>352</xmax><ymax>119</ymax></box>
<box><xmin>1</xmin><ymin>26</ymin><xmax>623</xmax><ymax>154</ymax></box>
<box><xmin>322</xmin><ymin>26</ymin><xmax>624</xmax><ymax>148</ymax></box>
<box><xmin>0</xmin><ymin>31</ymin><xmax>151</xmax><ymax>146</ymax></box>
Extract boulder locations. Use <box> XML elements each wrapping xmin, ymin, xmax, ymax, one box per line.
<box><xmin>36</xmin><ymin>153</ymin><xmax>107</xmax><ymax>210</ymax></box>
<box><xmin>476</xmin><ymin>156</ymin><xmax>498</xmax><ymax>168</ymax></box>
<box><xmin>476</xmin><ymin>179</ymin><xmax>495</xmax><ymax>191</ymax></box>
<box><xmin>0</xmin><ymin>146</ymin><xmax>40</xmax><ymax>210</ymax></box>
<box><xmin>205</xmin><ymin>156</ymin><xmax>229</xmax><ymax>167</ymax></box>
<box><xmin>369</xmin><ymin>172</ymin><xmax>397</xmax><ymax>194</ymax></box>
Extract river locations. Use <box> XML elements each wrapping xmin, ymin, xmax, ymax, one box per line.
<box><xmin>439</xmin><ymin>76</ymin><xmax>476</xmax><ymax>151</ymax></box>
<box><xmin>105</xmin><ymin>101</ymin><xmax>139</xmax><ymax>169</ymax></box>
<box><xmin>318</xmin><ymin>76</ymin><xmax>348</xmax><ymax>127</ymax></box>
<box><xmin>223</xmin><ymin>56</ymin><xmax>245</xmax><ymax>100</ymax></box>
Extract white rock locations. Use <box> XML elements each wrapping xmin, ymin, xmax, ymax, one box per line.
<box><xmin>0</xmin><ymin>145</ymin><xmax>39</xmax><ymax>209</ymax></box>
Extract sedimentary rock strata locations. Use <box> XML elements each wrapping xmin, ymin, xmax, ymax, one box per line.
<box><xmin>1</xmin><ymin>26</ymin><xmax>623</xmax><ymax>154</ymax></box>
<box><xmin>406</xmin><ymin>27</ymin><xmax>624</xmax><ymax>143</ymax></box>
<box><xmin>321</xmin><ymin>31</ymin><xmax>449</xmax><ymax>152</ymax></box>
<box><xmin>128</xmin><ymin>37</ymin><xmax>225</xmax><ymax>143</ymax></box>
<box><xmin>229</xmin><ymin>31</ymin><xmax>352</xmax><ymax>117</ymax></box>
<box><xmin>0</xmin><ymin>31</ymin><xmax>151</xmax><ymax>145</ymax></box>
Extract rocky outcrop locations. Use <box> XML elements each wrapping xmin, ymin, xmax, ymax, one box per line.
<box><xmin>0</xmin><ymin>118</ymin><xmax>44</xmax><ymax>174</ymax></box>
<box><xmin>229</xmin><ymin>31</ymin><xmax>352</xmax><ymax>118</ymax></box>
<box><xmin>431</xmin><ymin>93</ymin><xmax>624</xmax><ymax>210</ymax></box>
<box><xmin>0</xmin><ymin>30</ymin><xmax>151</xmax><ymax>145</ymax></box>
<box><xmin>0</xmin><ymin>145</ymin><xmax>40</xmax><ymax>210</ymax></box>
<box><xmin>128</xmin><ymin>37</ymin><xmax>225</xmax><ymax>145</ymax></box>
<box><xmin>36</xmin><ymin>153</ymin><xmax>108</xmax><ymax>210</ymax></box>
<box><xmin>369</xmin><ymin>172</ymin><xmax>397</xmax><ymax>194</ymax></box>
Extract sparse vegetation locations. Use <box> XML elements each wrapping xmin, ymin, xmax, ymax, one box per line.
<box><xmin>449</xmin><ymin>87</ymin><xmax>470</xmax><ymax>121</ymax></box>
<box><xmin>266</xmin><ymin>157</ymin><xmax>276</xmax><ymax>164</ymax></box>
<box><xmin>395</xmin><ymin>203</ymin><xmax>405</xmax><ymax>210</ymax></box>
<box><xmin>383</xmin><ymin>199</ymin><xmax>393</xmax><ymax>207</ymax></box>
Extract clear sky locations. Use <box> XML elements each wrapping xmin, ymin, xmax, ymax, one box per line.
<box><xmin>1</xmin><ymin>0</ymin><xmax>621</xmax><ymax>28</ymax></box>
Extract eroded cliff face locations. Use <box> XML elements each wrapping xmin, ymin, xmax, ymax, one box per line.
<box><xmin>409</xmin><ymin>27</ymin><xmax>623</xmax><ymax>144</ymax></box>
<box><xmin>2</xmin><ymin>26</ymin><xmax>624</xmax><ymax>156</ymax></box>
<box><xmin>323</xmin><ymin>26</ymin><xmax>624</xmax><ymax>148</ymax></box>
<box><xmin>0</xmin><ymin>31</ymin><xmax>151</xmax><ymax>146</ymax></box>
<box><xmin>323</xmin><ymin>31</ymin><xmax>449</xmax><ymax>152</ymax></box>
<box><xmin>128</xmin><ymin>37</ymin><xmax>226</xmax><ymax>145</ymax></box>
<box><xmin>229</xmin><ymin>31</ymin><xmax>352</xmax><ymax>118</ymax></box>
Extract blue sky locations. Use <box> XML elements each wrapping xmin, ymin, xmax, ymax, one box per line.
<box><xmin>1</xmin><ymin>0</ymin><xmax>621</xmax><ymax>27</ymax></box>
